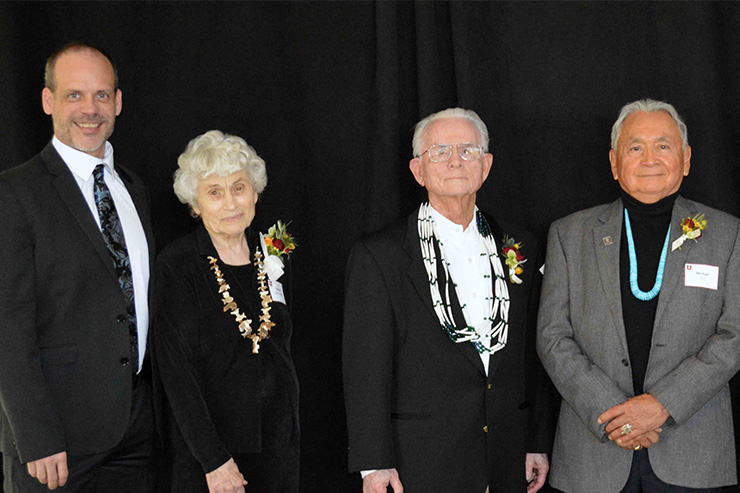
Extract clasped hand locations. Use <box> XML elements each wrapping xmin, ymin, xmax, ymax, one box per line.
<box><xmin>597</xmin><ymin>394</ymin><xmax>670</xmax><ymax>450</ymax></box>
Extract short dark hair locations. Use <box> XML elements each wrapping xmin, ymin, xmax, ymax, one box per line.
<box><xmin>44</xmin><ymin>42</ymin><xmax>118</xmax><ymax>91</ymax></box>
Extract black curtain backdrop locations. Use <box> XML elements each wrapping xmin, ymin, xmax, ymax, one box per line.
<box><xmin>2</xmin><ymin>2</ymin><xmax>740</xmax><ymax>492</ymax></box>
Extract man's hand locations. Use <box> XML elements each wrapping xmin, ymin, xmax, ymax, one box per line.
<box><xmin>363</xmin><ymin>468</ymin><xmax>403</xmax><ymax>493</ymax></box>
<box><xmin>205</xmin><ymin>458</ymin><xmax>247</xmax><ymax>493</ymax></box>
<box><xmin>614</xmin><ymin>429</ymin><xmax>662</xmax><ymax>451</ymax></box>
<box><xmin>598</xmin><ymin>394</ymin><xmax>670</xmax><ymax>448</ymax></box>
<box><xmin>525</xmin><ymin>453</ymin><xmax>548</xmax><ymax>493</ymax></box>
<box><xmin>26</xmin><ymin>451</ymin><xmax>68</xmax><ymax>490</ymax></box>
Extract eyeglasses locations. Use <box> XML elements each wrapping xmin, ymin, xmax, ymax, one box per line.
<box><xmin>417</xmin><ymin>143</ymin><xmax>484</xmax><ymax>162</ymax></box>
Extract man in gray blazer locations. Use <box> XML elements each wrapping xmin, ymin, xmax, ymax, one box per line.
<box><xmin>538</xmin><ymin>99</ymin><xmax>740</xmax><ymax>492</ymax></box>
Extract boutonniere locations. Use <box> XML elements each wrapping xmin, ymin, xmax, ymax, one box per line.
<box><xmin>671</xmin><ymin>213</ymin><xmax>707</xmax><ymax>251</ymax></box>
<box><xmin>502</xmin><ymin>236</ymin><xmax>527</xmax><ymax>284</ymax></box>
<box><xmin>260</xmin><ymin>220</ymin><xmax>297</xmax><ymax>281</ymax></box>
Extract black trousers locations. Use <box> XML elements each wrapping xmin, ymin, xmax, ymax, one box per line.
<box><xmin>3</xmin><ymin>379</ymin><xmax>156</xmax><ymax>493</ymax></box>
<box><xmin>620</xmin><ymin>449</ymin><xmax>720</xmax><ymax>493</ymax></box>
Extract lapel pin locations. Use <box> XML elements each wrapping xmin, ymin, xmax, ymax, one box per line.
<box><xmin>603</xmin><ymin>236</ymin><xmax>613</xmax><ymax>246</ymax></box>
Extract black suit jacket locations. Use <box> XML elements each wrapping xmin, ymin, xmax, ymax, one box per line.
<box><xmin>0</xmin><ymin>142</ymin><xmax>155</xmax><ymax>463</ymax></box>
<box><xmin>343</xmin><ymin>207</ymin><xmax>554</xmax><ymax>492</ymax></box>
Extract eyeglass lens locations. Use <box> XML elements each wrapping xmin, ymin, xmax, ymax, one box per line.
<box><xmin>428</xmin><ymin>144</ymin><xmax>482</xmax><ymax>162</ymax></box>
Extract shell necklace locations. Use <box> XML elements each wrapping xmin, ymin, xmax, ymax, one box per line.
<box><xmin>207</xmin><ymin>247</ymin><xmax>275</xmax><ymax>353</ymax></box>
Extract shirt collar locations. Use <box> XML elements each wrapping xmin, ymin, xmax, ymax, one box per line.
<box><xmin>429</xmin><ymin>204</ymin><xmax>478</xmax><ymax>240</ymax></box>
<box><xmin>52</xmin><ymin>136</ymin><xmax>115</xmax><ymax>181</ymax></box>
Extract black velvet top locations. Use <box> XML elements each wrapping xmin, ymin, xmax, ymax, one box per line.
<box><xmin>153</xmin><ymin>224</ymin><xmax>299</xmax><ymax>474</ymax></box>
<box><xmin>619</xmin><ymin>190</ymin><xmax>678</xmax><ymax>396</ymax></box>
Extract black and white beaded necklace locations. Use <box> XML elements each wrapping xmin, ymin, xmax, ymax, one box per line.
<box><xmin>417</xmin><ymin>202</ymin><xmax>509</xmax><ymax>354</ymax></box>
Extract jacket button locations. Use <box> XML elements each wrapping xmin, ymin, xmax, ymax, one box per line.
<box><xmin>117</xmin><ymin>314</ymin><xmax>126</xmax><ymax>323</ymax></box>
<box><xmin>622</xmin><ymin>359</ymin><xmax>630</xmax><ymax>367</ymax></box>
<box><xmin>483</xmin><ymin>426</ymin><xmax>488</xmax><ymax>433</ymax></box>
<box><xmin>120</xmin><ymin>357</ymin><xmax>130</xmax><ymax>366</ymax></box>
<box><xmin>487</xmin><ymin>383</ymin><xmax>492</xmax><ymax>390</ymax></box>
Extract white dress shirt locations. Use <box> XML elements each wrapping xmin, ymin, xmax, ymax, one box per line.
<box><xmin>52</xmin><ymin>137</ymin><xmax>150</xmax><ymax>371</ymax></box>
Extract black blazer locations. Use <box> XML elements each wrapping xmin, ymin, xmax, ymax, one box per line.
<box><xmin>0</xmin><ymin>143</ymin><xmax>155</xmax><ymax>463</ymax></box>
<box><xmin>343</xmin><ymin>207</ymin><xmax>554</xmax><ymax>492</ymax></box>
<box><xmin>153</xmin><ymin>225</ymin><xmax>299</xmax><ymax>474</ymax></box>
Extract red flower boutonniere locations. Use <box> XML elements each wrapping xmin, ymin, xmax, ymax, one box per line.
<box><xmin>671</xmin><ymin>213</ymin><xmax>707</xmax><ymax>251</ymax></box>
<box><xmin>260</xmin><ymin>220</ymin><xmax>296</xmax><ymax>281</ymax></box>
<box><xmin>264</xmin><ymin>220</ymin><xmax>296</xmax><ymax>259</ymax></box>
<box><xmin>502</xmin><ymin>236</ymin><xmax>527</xmax><ymax>284</ymax></box>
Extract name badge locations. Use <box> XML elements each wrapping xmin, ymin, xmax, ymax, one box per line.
<box><xmin>269</xmin><ymin>279</ymin><xmax>286</xmax><ymax>304</ymax></box>
<box><xmin>684</xmin><ymin>263</ymin><xmax>719</xmax><ymax>290</ymax></box>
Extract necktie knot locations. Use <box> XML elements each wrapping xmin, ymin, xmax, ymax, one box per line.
<box><xmin>93</xmin><ymin>163</ymin><xmax>105</xmax><ymax>183</ymax></box>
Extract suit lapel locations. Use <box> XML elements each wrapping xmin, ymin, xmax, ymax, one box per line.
<box><xmin>485</xmin><ymin>214</ymin><xmax>508</xmax><ymax>380</ymax></box>
<box><xmin>593</xmin><ymin>199</ymin><xmax>630</xmax><ymax>355</ymax></box>
<box><xmin>42</xmin><ymin>144</ymin><xmax>120</xmax><ymax>283</ymax></box>
<box><xmin>404</xmin><ymin>211</ymin><xmax>438</xmax><ymax>320</ymax></box>
<box><xmin>654</xmin><ymin>196</ymin><xmax>694</xmax><ymax>330</ymax></box>
<box><xmin>117</xmin><ymin>164</ymin><xmax>155</xmax><ymax>264</ymax></box>
<box><xmin>403</xmin><ymin>209</ymin><xmax>486</xmax><ymax>376</ymax></box>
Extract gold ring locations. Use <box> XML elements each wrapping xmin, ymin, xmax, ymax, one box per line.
<box><xmin>634</xmin><ymin>445</ymin><xmax>642</xmax><ymax>451</ymax></box>
<box><xmin>621</xmin><ymin>424</ymin><xmax>633</xmax><ymax>435</ymax></box>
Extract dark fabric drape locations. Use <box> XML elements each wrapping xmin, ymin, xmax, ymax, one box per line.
<box><xmin>2</xmin><ymin>2</ymin><xmax>740</xmax><ymax>492</ymax></box>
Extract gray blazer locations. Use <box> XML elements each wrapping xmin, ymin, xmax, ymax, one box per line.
<box><xmin>537</xmin><ymin>196</ymin><xmax>740</xmax><ymax>492</ymax></box>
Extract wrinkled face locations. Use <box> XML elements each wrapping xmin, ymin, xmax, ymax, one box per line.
<box><xmin>193</xmin><ymin>170</ymin><xmax>258</xmax><ymax>239</ymax></box>
<box><xmin>409</xmin><ymin>118</ymin><xmax>492</xmax><ymax>203</ymax></box>
<box><xmin>609</xmin><ymin>111</ymin><xmax>691</xmax><ymax>204</ymax></box>
<box><xmin>42</xmin><ymin>50</ymin><xmax>122</xmax><ymax>159</ymax></box>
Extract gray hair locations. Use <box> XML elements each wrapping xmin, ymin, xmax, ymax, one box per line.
<box><xmin>611</xmin><ymin>99</ymin><xmax>688</xmax><ymax>150</ymax></box>
<box><xmin>412</xmin><ymin>107</ymin><xmax>490</xmax><ymax>156</ymax></box>
<box><xmin>173</xmin><ymin>130</ymin><xmax>267</xmax><ymax>207</ymax></box>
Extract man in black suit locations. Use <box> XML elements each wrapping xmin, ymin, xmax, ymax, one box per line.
<box><xmin>343</xmin><ymin>108</ymin><xmax>553</xmax><ymax>493</ymax></box>
<box><xmin>0</xmin><ymin>43</ymin><xmax>155</xmax><ymax>492</ymax></box>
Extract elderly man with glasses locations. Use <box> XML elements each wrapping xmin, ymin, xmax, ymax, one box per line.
<box><xmin>343</xmin><ymin>108</ymin><xmax>554</xmax><ymax>493</ymax></box>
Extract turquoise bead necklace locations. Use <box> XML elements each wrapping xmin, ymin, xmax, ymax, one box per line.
<box><xmin>623</xmin><ymin>208</ymin><xmax>671</xmax><ymax>301</ymax></box>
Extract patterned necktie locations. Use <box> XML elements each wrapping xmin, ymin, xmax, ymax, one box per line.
<box><xmin>93</xmin><ymin>164</ymin><xmax>139</xmax><ymax>373</ymax></box>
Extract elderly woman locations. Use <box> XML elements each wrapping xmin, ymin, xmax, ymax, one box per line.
<box><xmin>155</xmin><ymin>130</ymin><xmax>299</xmax><ymax>493</ymax></box>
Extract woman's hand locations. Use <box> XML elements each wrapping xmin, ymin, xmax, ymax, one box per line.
<box><xmin>206</xmin><ymin>458</ymin><xmax>247</xmax><ymax>493</ymax></box>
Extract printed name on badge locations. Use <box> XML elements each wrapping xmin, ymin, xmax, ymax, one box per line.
<box><xmin>684</xmin><ymin>263</ymin><xmax>719</xmax><ymax>290</ymax></box>
<box><xmin>269</xmin><ymin>279</ymin><xmax>286</xmax><ymax>304</ymax></box>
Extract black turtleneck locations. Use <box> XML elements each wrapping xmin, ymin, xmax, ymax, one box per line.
<box><xmin>619</xmin><ymin>190</ymin><xmax>678</xmax><ymax>396</ymax></box>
